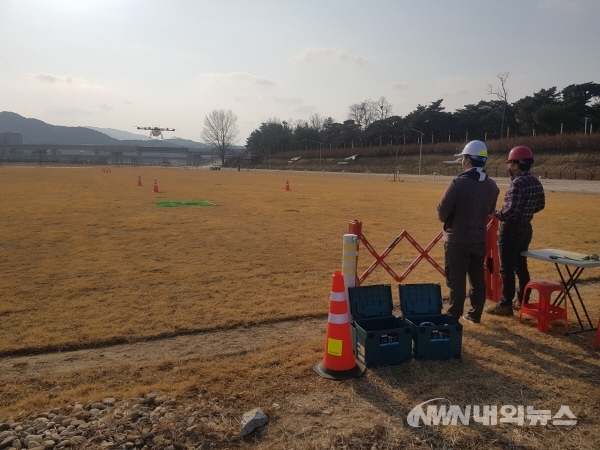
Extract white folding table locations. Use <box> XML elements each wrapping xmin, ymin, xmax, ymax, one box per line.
<box><xmin>521</xmin><ymin>249</ymin><xmax>600</xmax><ymax>333</ymax></box>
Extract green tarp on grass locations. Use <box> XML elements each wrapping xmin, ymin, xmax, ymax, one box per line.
<box><xmin>155</xmin><ymin>201</ymin><xmax>215</xmax><ymax>207</ymax></box>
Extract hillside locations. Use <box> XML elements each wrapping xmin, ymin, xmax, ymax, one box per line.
<box><xmin>0</xmin><ymin>112</ymin><xmax>208</xmax><ymax>148</ymax></box>
<box><xmin>86</xmin><ymin>127</ymin><xmax>152</xmax><ymax>141</ymax></box>
<box><xmin>0</xmin><ymin>111</ymin><xmax>118</xmax><ymax>145</ymax></box>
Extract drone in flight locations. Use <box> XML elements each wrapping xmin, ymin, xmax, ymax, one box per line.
<box><xmin>136</xmin><ymin>126</ymin><xmax>176</xmax><ymax>139</ymax></box>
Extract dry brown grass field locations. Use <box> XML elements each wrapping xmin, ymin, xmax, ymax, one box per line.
<box><xmin>1</xmin><ymin>166</ymin><xmax>600</xmax><ymax>449</ymax></box>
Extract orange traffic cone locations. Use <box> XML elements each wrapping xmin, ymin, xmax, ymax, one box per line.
<box><xmin>285</xmin><ymin>180</ymin><xmax>290</xmax><ymax>191</ymax></box>
<box><xmin>102</xmin><ymin>168</ymin><xmax>105</xmax><ymax>173</ymax></box>
<box><xmin>313</xmin><ymin>271</ymin><xmax>365</xmax><ymax>380</ymax></box>
<box><xmin>137</xmin><ymin>175</ymin><xmax>142</xmax><ymax>186</ymax></box>
<box><xmin>153</xmin><ymin>179</ymin><xmax>158</xmax><ymax>193</ymax></box>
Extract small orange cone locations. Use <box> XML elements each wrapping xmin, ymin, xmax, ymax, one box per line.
<box><xmin>137</xmin><ymin>175</ymin><xmax>142</xmax><ymax>186</ymax></box>
<box><xmin>285</xmin><ymin>180</ymin><xmax>290</xmax><ymax>191</ymax></box>
<box><xmin>108</xmin><ymin>168</ymin><xmax>111</xmax><ymax>173</ymax></box>
<box><xmin>153</xmin><ymin>179</ymin><xmax>158</xmax><ymax>193</ymax></box>
<box><xmin>313</xmin><ymin>271</ymin><xmax>365</xmax><ymax>380</ymax></box>
<box><xmin>102</xmin><ymin>168</ymin><xmax>105</xmax><ymax>173</ymax></box>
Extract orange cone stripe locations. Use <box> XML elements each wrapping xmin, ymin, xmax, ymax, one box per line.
<box><xmin>329</xmin><ymin>301</ymin><xmax>347</xmax><ymax>314</ymax></box>
<box><xmin>329</xmin><ymin>301</ymin><xmax>347</xmax><ymax>312</ymax></box>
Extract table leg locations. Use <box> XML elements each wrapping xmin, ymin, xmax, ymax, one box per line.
<box><xmin>553</xmin><ymin>264</ymin><xmax>595</xmax><ymax>333</ymax></box>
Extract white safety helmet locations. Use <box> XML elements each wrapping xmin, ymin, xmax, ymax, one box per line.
<box><xmin>454</xmin><ymin>140</ymin><xmax>488</xmax><ymax>163</ymax></box>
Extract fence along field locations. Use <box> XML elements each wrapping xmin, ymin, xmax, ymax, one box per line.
<box><xmin>1</xmin><ymin>166</ymin><xmax>600</xmax><ymax>449</ymax></box>
<box><xmin>261</xmin><ymin>133</ymin><xmax>600</xmax><ymax>181</ymax></box>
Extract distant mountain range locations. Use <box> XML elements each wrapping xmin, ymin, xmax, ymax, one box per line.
<box><xmin>0</xmin><ymin>112</ymin><xmax>213</xmax><ymax>148</ymax></box>
<box><xmin>86</xmin><ymin>127</ymin><xmax>153</xmax><ymax>141</ymax></box>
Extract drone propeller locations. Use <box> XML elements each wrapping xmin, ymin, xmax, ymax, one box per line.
<box><xmin>133</xmin><ymin>126</ymin><xmax>175</xmax><ymax>133</ymax></box>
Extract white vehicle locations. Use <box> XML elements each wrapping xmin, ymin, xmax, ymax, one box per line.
<box><xmin>209</xmin><ymin>164</ymin><xmax>221</xmax><ymax>170</ymax></box>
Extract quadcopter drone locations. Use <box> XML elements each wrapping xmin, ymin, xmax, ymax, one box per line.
<box><xmin>136</xmin><ymin>126</ymin><xmax>176</xmax><ymax>139</ymax></box>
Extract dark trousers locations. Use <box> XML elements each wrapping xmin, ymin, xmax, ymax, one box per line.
<box><xmin>444</xmin><ymin>242</ymin><xmax>487</xmax><ymax>319</ymax></box>
<box><xmin>498</xmin><ymin>222</ymin><xmax>533</xmax><ymax>307</ymax></box>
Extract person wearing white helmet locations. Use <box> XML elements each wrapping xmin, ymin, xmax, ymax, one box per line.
<box><xmin>487</xmin><ymin>145</ymin><xmax>545</xmax><ymax>316</ymax></box>
<box><xmin>438</xmin><ymin>140</ymin><xmax>499</xmax><ymax>324</ymax></box>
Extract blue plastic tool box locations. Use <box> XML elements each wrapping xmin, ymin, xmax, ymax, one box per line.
<box><xmin>348</xmin><ymin>284</ymin><xmax>413</xmax><ymax>367</ymax></box>
<box><xmin>399</xmin><ymin>283</ymin><xmax>462</xmax><ymax>360</ymax></box>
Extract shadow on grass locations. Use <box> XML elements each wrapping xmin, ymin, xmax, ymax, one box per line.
<box><xmin>348</xmin><ymin>325</ymin><xmax>600</xmax><ymax>449</ymax></box>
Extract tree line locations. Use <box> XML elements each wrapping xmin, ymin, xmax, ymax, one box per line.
<box><xmin>244</xmin><ymin>78</ymin><xmax>600</xmax><ymax>155</ymax></box>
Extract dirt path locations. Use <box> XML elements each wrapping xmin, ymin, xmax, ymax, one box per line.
<box><xmin>0</xmin><ymin>317</ymin><xmax>324</xmax><ymax>380</ymax></box>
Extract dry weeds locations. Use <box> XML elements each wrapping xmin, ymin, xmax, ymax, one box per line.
<box><xmin>1</xmin><ymin>166</ymin><xmax>599</xmax><ymax>449</ymax></box>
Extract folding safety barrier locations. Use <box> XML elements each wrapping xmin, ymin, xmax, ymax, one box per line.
<box><xmin>347</xmin><ymin>216</ymin><xmax>501</xmax><ymax>303</ymax></box>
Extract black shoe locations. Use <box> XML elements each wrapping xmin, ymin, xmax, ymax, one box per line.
<box><xmin>463</xmin><ymin>314</ymin><xmax>481</xmax><ymax>324</ymax></box>
<box><xmin>444</xmin><ymin>312</ymin><xmax>460</xmax><ymax>322</ymax></box>
<box><xmin>513</xmin><ymin>301</ymin><xmax>522</xmax><ymax>311</ymax></box>
<box><xmin>486</xmin><ymin>304</ymin><xmax>514</xmax><ymax>316</ymax></box>
<box><xmin>513</xmin><ymin>299</ymin><xmax>529</xmax><ymax>310</ymax></box>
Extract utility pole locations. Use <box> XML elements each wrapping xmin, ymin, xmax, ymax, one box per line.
<box><xmin>411</xmin><ymin>129</ymin><xmax>425</xmax><ymax>175</ymax></box>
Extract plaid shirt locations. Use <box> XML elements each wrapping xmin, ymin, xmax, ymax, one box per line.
<box><xmin>495</xmin><ymin>171</ymin><xmax>545</xmax><ymax>225</ymax></box>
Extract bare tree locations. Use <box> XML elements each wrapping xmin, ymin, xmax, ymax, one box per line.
<box><xmin>373</xmin><ymin>96</ymin><xmax>393</xmax><ymax>121</ymax></box>
<box><xmin>284</xmin><ymin>118</ymin><xmax>305</xmax><ymax>130</ymax></box>
<box><xmin>348</xmin><ymin>100</ymin><xmax>375</xmax><ymax>130</ymax></box>
<box><xmin>486</xmin><ymin>72</ymin><xmax>510</xmax><ymax>139</ymax></box>
<box><xmin>201</xmin><ymin>109</ymin><xmax>240</xmax><ymax>165</ymax></box>
<box><xmin>308</xmin><ymin>113</ymin><xmax>325</xmax><ymax>132</ymax></box>
<box><xmin>348</xmin><ymin>98</ymin><xmax>393</xmax><ymax>129</ymax></box>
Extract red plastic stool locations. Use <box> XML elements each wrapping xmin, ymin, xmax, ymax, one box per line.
<box><xmin>519</xmin><ymin>280</ymin><xmax>567</xmax><ymax>333</ymax></box>
<box><xmin>594</xmin><ymin>318</ymin><xmax>600</xmax><ymax>350</ymax></box>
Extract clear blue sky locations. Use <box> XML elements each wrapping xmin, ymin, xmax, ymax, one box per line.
<box><xmin>2</xmin><ymin>0</ymin><xmax>599</xmax><ymax>142</ymax></box>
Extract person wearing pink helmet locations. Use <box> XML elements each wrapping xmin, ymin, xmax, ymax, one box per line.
<box><xmin>438</xmin><ymin>140</ymin><xmax>499</xmax><ymax>324</ymax></box>
<box><xmin>487</xmin><ymin>145</ymin><xmax>545</xmax><ymax>316</ymax></box>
